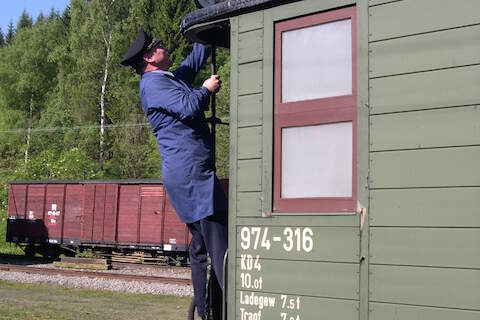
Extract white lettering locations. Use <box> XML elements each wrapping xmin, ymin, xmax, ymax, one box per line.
<box><xmin>239</xmin><ymin>291</ymin><xmax>276</xmax><ymax>310</ymax></box>
<box><xmin>240</xmin><ymin>308</ymin><xmax>262</xmax><ymax>320</ymax></box>
<box><xmin>47</xmin><ymin>203</ymin><xmax>60</xmax><ymax>217</ymax></box>
<box><xmin>241</xmin><ymin>255</ymin><xmax>262</xmax><ymax>271</ymax></box>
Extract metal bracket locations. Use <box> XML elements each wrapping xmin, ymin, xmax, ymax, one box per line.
<box><xmin>360</xmin><ymin>208</ymin><xmax>367</xmax><ymax>231</ymax></box>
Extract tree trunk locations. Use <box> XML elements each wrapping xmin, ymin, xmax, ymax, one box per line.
<box><xmin>99</xmin><ymin>30</ymin><xmax>111</xmax><ymax>171</ymax></box>
<box><xmin>24</xmin><ymin>91</ymin><xmax>34</xmax><ymax>165</ymax></box>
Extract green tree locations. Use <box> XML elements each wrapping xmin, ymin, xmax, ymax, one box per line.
<box><xmin>151</xmin><ymin>0</ymin><xmax>196</xmax><ymax>67</ymax></box>
<box><xmin>36</xmin><ymin>12</ymin><xmax>46</xmax><ymax>25</ymax></box>
<box><xmin>64</xmin><ymin>0</ymin><xmax>133</xmax><ymax>172</ymax></box>
<box><xmin>1</xmin><ymin>18</ymin><xmax>62</xmax><ymax>165</ymax></box>
<box><xmin>17</xmin><ymin>10</ymin><xmax>33</xmax><ymax>30</ymax></box>
<box><xmin>0</xmin><ymin>27</ymin><xmax>4</xmax><ymax>47</ymax></box>
<box><xmin>49</xmin><ymin>8</ymin><xmax>59</xmax><ymax>20</ymax></box>
<box><xmin>5</xmin><ymin>21</ymin><xmax>15</xmax><ymax>45</ymax></box>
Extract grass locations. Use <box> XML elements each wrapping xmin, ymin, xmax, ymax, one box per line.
<box><xmin>0</xmin><ymin>280</ymin><xmax>196</xmax><ymax>320</ymax></box>
<box><xmin>0</xmin><ymin>212</ymin><xmax>200</xmax><ymax>319</ymax></box>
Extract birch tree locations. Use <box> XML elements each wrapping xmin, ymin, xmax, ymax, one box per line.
<box><xmin>98</xmin><ymin>0</ymin><xmax>116</xmax><ymax>171</ymax></box>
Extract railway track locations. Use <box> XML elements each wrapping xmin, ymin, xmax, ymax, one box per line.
<box><xmin>0</xmin><ymin>263</ymin><xmax>192</xmax><ymax>286</ymax></box>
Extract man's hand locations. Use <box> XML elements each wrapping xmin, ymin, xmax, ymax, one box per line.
<box><xmin>202</xmin><ymin>74</ymin><xmax>221</xmax><ymax>93</ymax></box>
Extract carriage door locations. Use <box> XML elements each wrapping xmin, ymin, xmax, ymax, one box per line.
<box><xmin>268</xmin><ymin>6</ymin><xmax>359</xmax><ymax>320</ymax></box>
<box><xmin>139</xmin><ymin>184</ymin><xmax>165</xmax><ymax>245</ymax></box>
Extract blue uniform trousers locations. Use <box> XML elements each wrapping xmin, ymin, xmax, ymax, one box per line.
<box><xmin>187</xmin><ymin>210</ymin><xmax>227</xmax><ymax>318</ymax></box>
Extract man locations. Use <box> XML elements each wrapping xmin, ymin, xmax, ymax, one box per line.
<box><xmin>121</xmin><ymin>29</ymin><xmax>227</xmax><ymax>319</ymax></box>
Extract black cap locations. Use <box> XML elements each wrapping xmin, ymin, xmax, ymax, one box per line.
<box><xmin>121</xmin><ymin>28</ymin><xmax>164</xmax><ymax>67</ymax></box>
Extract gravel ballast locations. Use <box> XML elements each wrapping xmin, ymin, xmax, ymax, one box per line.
<box><xmin>0</xmin><ymin>270</ymin><xmax>193</xmax><ymax>296</ymax></box>
<box><xmin>29</xmin><ymin>262</ymin><xmax>192</xmax><ymax>279</ymax></box>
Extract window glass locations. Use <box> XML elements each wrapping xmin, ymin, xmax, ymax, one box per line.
<box><xmin>281</xmin><ymin>122</ymin><xmax>353</xmax><ymax>198</ymax></box>
<box><xmin>281</xmin><ymin>19</ymin><xmax>352</xmax><ymax>103</ymax></box>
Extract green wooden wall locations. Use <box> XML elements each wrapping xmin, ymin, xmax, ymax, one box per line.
<box><xmin>226</xmin><ymin>0</ymin><xmax>480</xmax><ymax>319</ymax></box>
<box><xmin>228</xmin><ymin>1</ymin><xmax>366</xmax><ymax>320</ymax></box>
<box><xmin>368</xmin><ymin>0</ymin><xmax>480</xmax><ymax>319</ymax></box>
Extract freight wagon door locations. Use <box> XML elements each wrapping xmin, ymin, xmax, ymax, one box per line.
<box><xmin>117</xmin><ymin>185</ymin><xmax>140</xmax><ymax>244</ymax></box>
<box><xmin>81</xmin><ymin>184</ymin><xmax>95</xmax><ymax>242</ymax></box>
<box><xmin>25</xmin><ymin>184</ymin><xmax>48</xmax><ymax>243</ymax></box>
<box><xmin>102</xmin><ymin>184</ymin><xmax>119</xmax><ymax>243</ymax></box>
<box><xmin>7</xmin><ymin>184</ymin><xmax>27</xmax><ymax>219</ymax></box>
<box><xmin>63</xmin><ymin>184</ymin><xmax>84</xmax><ymax>245</ymax></box>
<box><xmin>163</xmin><ymin>195</ymin><xmax>189</xmax><ymax>252</ymax></box>
<box><xmin>139</xmin><ymin>185</ymin><xmax>165</xmax><ymax>245</ymax></box>
<box><xmin>44</xmin><ymin>184</ymin><xmax>66</xmax><ymax>244</ymax></box>
<box><xmin>6</xmin><ymin>184</ymin><xmax>28</xmax><ymax>242</ymax></box>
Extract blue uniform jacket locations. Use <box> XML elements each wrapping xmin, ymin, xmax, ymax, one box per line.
<box><xmin>139</xmin><ymin>43</ymin><xmax>227</xmax><ymax>224</ymax></box>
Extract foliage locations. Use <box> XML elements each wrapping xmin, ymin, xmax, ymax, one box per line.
<box><xmin>5</xmin><ymin>21</ymin><xmax>15</xmax><ymax>45</ymax></box>
<box><xmin>17</xmin><ymin>10</ymin><xmax>33</xmax><ymax>30</ymax></box>
<box><xmin>0</xmin><ymin>0</ymin><xmax>230</xmax><ymax>221</ymax></box>
<box><xmin>0</xmin><ymin>27</ymin><xmax>4</xmax><ymax>47</ymax></box>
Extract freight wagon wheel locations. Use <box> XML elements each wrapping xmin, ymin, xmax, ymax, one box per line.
<box><xmin>24</xmin><ymin>244</ymin><xmax>35</xmax><ymax>258</ymax></box>
<box><xmin>40</xmin><ymin>245</ymin><xmax>60</xmax><ymax>260</ymax></box>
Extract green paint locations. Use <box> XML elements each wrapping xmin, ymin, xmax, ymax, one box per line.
<box><xmin>370</xmin><ymin>265</ymin><xmax>480</xmax><ymax>310</ymax></box>
<box><xmin>369</xmin><ymin>0</ymin><xmax>480</xmax><ymax>41</ymax></box>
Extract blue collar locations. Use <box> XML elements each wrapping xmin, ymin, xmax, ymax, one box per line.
<box><xmin>150</xmin><ymin>70</ymin><xmax>174</xmax><ymax>77</ymax></box>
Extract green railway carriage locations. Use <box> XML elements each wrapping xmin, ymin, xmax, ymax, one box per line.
<box><xmin>182</xmin><ymin>1</ymin><xmax>480</xmax><ymax>319</ymax></box>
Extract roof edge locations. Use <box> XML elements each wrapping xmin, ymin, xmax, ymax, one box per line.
<box><xmin>181</xmin><ymin>0</ymin><xmax>302</xmax><ymax>46</ymax></box>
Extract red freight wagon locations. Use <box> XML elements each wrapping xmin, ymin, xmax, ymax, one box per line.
<box><xmin>6</xmin><ymin>180</ymin><xmax>228</xmax><ymax>259</ymax></box>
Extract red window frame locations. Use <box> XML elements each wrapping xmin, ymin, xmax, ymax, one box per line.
<box><xmin>273</xmin><ymin>6</ymin><xmax>357</xmax><ymax>213</ymax></box>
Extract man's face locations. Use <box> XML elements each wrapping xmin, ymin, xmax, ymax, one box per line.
<box><xmin>144</xmin><ymin>46</ymin><xmax>172</xmax><ymax>70</ymax></box>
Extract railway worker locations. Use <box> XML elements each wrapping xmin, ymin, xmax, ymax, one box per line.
<box><xmin>121</xmin><ymin>29</ymin><xmax>227</xmax><ymax>319</ymax></box>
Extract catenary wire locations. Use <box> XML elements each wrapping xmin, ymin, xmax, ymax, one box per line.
<box><xmin>0</xmin><ymin>122</ymin><xmax>151</xmax><ymax>134</ymax></box>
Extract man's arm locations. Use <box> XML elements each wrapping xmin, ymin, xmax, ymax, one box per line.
<box><xmin>144</xmin><ymin>78</ymin><xmax>211</xmax><ymax>121</ymax></box>
<box><xmin>173</xmin><ymin>43</ymin><xmax>211</xmax><ymax>85</ymax></box>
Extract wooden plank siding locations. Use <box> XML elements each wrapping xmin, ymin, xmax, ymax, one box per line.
<box><xmin>369</xmin><ymin>0</ymin><xmax>480</xmax><ymax>318</ymax></box>
<box><xmin>238</xmin><ymin>94</ymin><xmax>262</xmax><ymax>127</ymax></box>
<box><xmin>235</xmin><ymin>293</ymin><xmax>359</xmax><ymax>320</ymax></box>
<box><xmin>236</xmin><ymin>226</ymin><xmax>360</xmax><ymax>262</ymax></box>
<box><xmin>227</xmin><ymin>17</ymin><xmax>240</xmax><ymax>320</ymax></box>
<box><xmin>236</xmin><ymin>192</ymin><xmax>262</xmax><ymax>217</ymax></box>
<box><xmin>232</xmin><ymin>2</ymin><xmax>363</xmax><ymax>320</ymax></box>
<box><xmin>235</xmin><ymin>259</ymin><xmax>359</xmax><ymax>299</ymax></box>
<box><xmin>369</xmin><ymin>0</ymin><xmax>480</xmax><ymax>41</ymax></box>
<box><xmin>237</xmin><ymin>126</ymin><xmax>262</xmax><ymax>159</ymax></box>
<box><xmin>238</xmin><ymin>11</ymin><xmax>263</xmax><ymax>33</ymax></box>
<box><xmin>370</xmin><ymin>228</ymin><xmax>480</xmax><ymax>268</ymax></box>
<box><xmin>370</xmin><ymin>105</ymin><xmax>480</xmax><ymax>151</ymax></box>
<box><xmin>238</xmin><ymin>61</ymin><xmax>263</xmax><ymax>96</ymax></box>
<box><xmin>230</xmin><ymin>14</ymin><xmax>266</xmax><ymax>320</ymax></box>
<box><xmin>238</xmin><ymin>29</ymin><xmax>263</xmax><ymax>64</ymax></box>
<box><xmin>370</xmin><ymin>265</ymin><xmax>480</xmax><ymax>310</ymax></box>
<box><xmin>370</xmin><ymin>24</ymin><xmax>480</xmax><ymax>78</ymax></box>
<box><xmin>370</xmin><ymin>146</ymin><xmax>480</xmax><ymax>188</ymax></box>
<box><xmin>370</xmin><ymin>65</ymin><xmax>480</xmax><ymax>114</ymax></box>
<box><xmin>235</xmin><ymin>10</ymin><xmax>264</xmax><ymax>223</ymax></box>
<box><xmin>370</xmin><ymin>188</ymin><xmax>480</xmax><ymax>227</ymax></box>
<box><xmin>370</xmin><ymin>303</ymin><xmax>480</xmax><ymax>320</ymax></box>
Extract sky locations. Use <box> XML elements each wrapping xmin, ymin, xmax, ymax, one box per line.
<box><xmin>0</xmin><ymin>0</ymin><xmax>70</xmax><ymax>35</ymax></box>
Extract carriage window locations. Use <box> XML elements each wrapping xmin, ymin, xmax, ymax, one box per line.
<box><xmin>281</xmin><ymin>122</ymin><xmax>353</xmax><ymax>199</ymax></box>
<box><xmin>282</xmin><ymin>19</ymin><xmax>352</xmax><ymax>102</ymax></box>
<box><xmin>273</xmin><ymin>6</ymin><xmax>357</xmax><ymax>213</ymax></box>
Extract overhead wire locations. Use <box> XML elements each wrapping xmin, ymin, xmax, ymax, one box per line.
<box><xmin>0</xmin><ymin>122</ymin><xmax>151</xmax><ymax>134</ymax></box>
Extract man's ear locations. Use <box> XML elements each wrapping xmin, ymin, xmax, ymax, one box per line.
<box><xmin>143</xmin><ymin>52</ymin><xmax>154</xmax><ymax>63</ymax></box>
